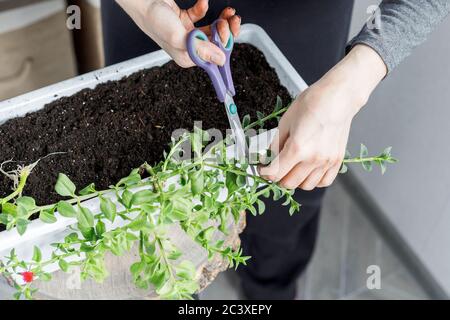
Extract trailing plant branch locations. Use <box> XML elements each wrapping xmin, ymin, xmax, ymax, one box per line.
<box><xmin>0</xmin><ymin>97</ymin><xmax>396</xmax><ymax>300</ymax></box>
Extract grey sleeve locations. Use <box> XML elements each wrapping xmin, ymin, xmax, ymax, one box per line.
<box><xmin>347</xmin><ymin>0</ymin><xmax>450</xmax><ymax>73</ymax></box>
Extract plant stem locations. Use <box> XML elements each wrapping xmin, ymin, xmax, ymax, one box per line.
<box><xmin>204</xmin><ymin>163</ymin><xmax>268</xmax><ymax>185</ymax></box>
<box><xmin>29</xmin><ymin>180</ymin><xmax>154</xmax><ymax>215</ymax></box>
<box><xmin>156</xmin><ymin>237</ymin><xmax>177</xmax><ymax>284</ymax></box>
<box><xmin>343</xmin><ymin>156</ymin><xmax>382</xmax><ymax>163</ymax></box>
<box><xmin>244</xmin><ymin>107</ymin><xmax>288</xmax><ymax>131</ymax></box>
<box><xmin>0</xmin><ymin>170</ymin><xmax>29</xmax><ymax>205</ymax></box>
<box><xmin>162</xmin><ymin>137</ymin><xmax>189</xmax><ymax>171</ymax></box>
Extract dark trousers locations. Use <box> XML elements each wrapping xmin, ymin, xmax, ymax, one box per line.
<box><xmin>101</xmin><ymin>0</ymin><xmax>354</xmax><ymax>299</ymax></box>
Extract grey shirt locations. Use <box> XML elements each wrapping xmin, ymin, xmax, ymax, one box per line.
<box><xmin>348</xmin><ymin>0</ymin><xmax>450</xmax><ymax>73</ymax></box>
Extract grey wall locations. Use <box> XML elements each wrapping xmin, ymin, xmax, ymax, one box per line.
<box><xmin>348</xmin><ymin>1</ymin><xmax>450</xmax><ymax>294</ymax></box>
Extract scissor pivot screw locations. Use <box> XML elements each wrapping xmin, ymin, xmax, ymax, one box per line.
<box><xmin>229</xmin><ymin>103</ymin><xmax>237</xmax><ymax>114</ymax></box>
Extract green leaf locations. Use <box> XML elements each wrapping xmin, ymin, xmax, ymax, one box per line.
<box><xmin>339</xmin><ymin>163</ymin><xmax>348</xmax><ymax>174</ymax></box>
<box><xmin>126</xmin><ymin>232</ymin><xmax>139</xmax><ymax>242</ymax></box>
<box><xmin>55</xmin><ymin>173</ymin><xmax>76</xmax><ymax>197</ymax></box>
<box><xmin>80</xmin><ymin>243</ymin><xmax>95</xmax><ymax>252</ymax></box>
<box><xmin>121</xmin><ymin>190</ymin><xmax>133</xmax><ymax>209</ymax></box>
<box><xmin>32</xmin><ymin>246</ymin><xmax>42</xmax><ymax>263</ymax></box>
<box><xmin>176</xmin><ymin>260</ymin><xmax>196</xmax><ymax>280</ymax></box>
<box><xmin>131</xmin><ymin>190</ymin><xmax>157</xmax><ymax>206</ymax></box>
<box><xmin>272</xmin><ymin>187</ymin><xmax>282</xmax><ymax>201</ymax></box>
<box><xmin>231</xmin><ymin>207</ymin><xmax>240</xmax><ymax>222</ymax></box>
<box><xmin>256</xmin><ymin>111</ymin><xmax>265</xmax><ymax>120</ymax></box>
<box><xmin>218</xmin><ymin>208</ymin><xmax>228</xmax><ymax>234</ymax></box>
<box><xmin>236</xmin><ymin>175</ymin><xmax>246</xmax><ymax>188</ymax></box>
<box><xmin>242</xmin><ymin>114</ymin><xmax>251</xmax><ymax>128</ymax></box>
<box><xmin>40</xmin><ymin>209</ymin><xmax>57</xmax><ymax>224</ymax></box>
<box><xmin>257</xmin><ymin>199</ymin><xmax>266</xmax><ymax>215</ymax></box>
<box><xmin>289</xmin><ymin>204</ymin><xmax>301</xmax><ymax>216</ymax></box>
<box><xmin>117</xmin><ymin>173</ymin><xmax>141</xmax><ymax>187</ymax></box>
<box><xmin>360</xmin><ymin>143</ymin><xmax>369</xmax><ymax>158</ymax></box>
<box><xmin>150</xmin><ymin>270</ymin><xmax>167</xmax><ymax>290</ymax></box>
<box><xmin>189</xmin><ymin>169</ymin><xmax>204</xmax><ymax>195</ymax></box>
<box><xmin>225</xmin><ymin>171</ymin><xmax>238</xmax><ymax>195</ymax></box>
<box><xmin>168</xmin><ymin>249</ymin><xmax>182</xmax><ymax>260</ymax></box>
<box><xmin>64</xmin><ymin>232</ymin><xmax>79</xmax><ymax>243</ymax></box>
<box><xmin>141</xmin><ymin>204</ymin><xmax>158</xmax><ymax>215</ymax></box>
<box><xmin>57</xmin><ymin>201</ymin><xmax>77</xmax><ymax>218</ymax></box>
<box><xmin>362</xmin><ymin>161</ymin><xmax>373</xmax><ymax>172</ymax></box>
<box><xmin>100</xmin><ymin>196</ymin><xmax>117</xmax><ymax>222</ymax></box>
<box><xmin>156</xmin><ymin>278</ymin><xmax>174</xmax><ymax>297</ymax></box>
<box><xmin>16</xmin><ymin>197</ymin><xmax>36</xmax><ymax>211</ymax></box>
<box><xmin>39</xmin><ymin>273</ymin><xmax>52</xmax><ymax>282</ymax></box>
<box><xmin>77</xmin><ymin>206</ymin><xmax>94</xmax><ymax>229</ymax></box>
<box><xmin>59</xmin><ymin>259</ymin><xmax>69</xmax><ymax>272</ymax></box>
<box><xmin>199</xmin><ymin>226</ymin><xmax>215</xmax><ymax>242</ymax></box>
<box><xmin>130</xmin><ymin>261</ymin><xmax>143</xmax><ymax>274</ymax></box>
<box><xmin>96</xmin><ymin>220</ymin><xmax>106</xmax><ymax>236</ymax></box>
<box><xmin>16</xmin><ymin>218</ymin><xmax>29</xmax><ymax>235</ymax></box>
<box><xmin>79</xmin><ymin>183</ymin><xmax>96</xmax><ymax>196</ymax></box>
<box><xmin>0</xmin><ymin>213</ymin><xmax>12</xmax><ymax>225</ymax></box>
<box><xmin>378</xmin><ymin>160</ymin><xmax>387</xmax><ymax>175</ymax></box>
<box><xmin>2</xmin><ymin>203</ymin><xmax>17</xmax><ymax>216</ymax></box>
<box><xmin>145</xmin><ymin>240</ymin><xmax>156</xmax><ymax>255</ymax></box>
<box><xmin>16</xmin><ymin>205</ymin><xmax>29</xmax><ymax>218</ymax></box>
<box><xmin>127</xmin><ymin>215</ymin><xmax>152</xmax><ymax>232</ymax></box>
<box><xmin>191</xmin><ymin>127</ymin><xmax>203</xmax><ymax>158</ymax></box>
<box><xmin>382</xmin><ymin>147</ymin><xmax>392</xmax><ymax>157</ymax></box>
<box><xmin>178</xmin><ymin>280</ymin><xmax>199</xmax><ymax>296</ymax></box>
<box><xmin>165</xmin><ymin>197</ymin><xmax>191</xmax><ymax>221</ymax></box>
<box><xmin>275</xmin><ymin>96</ymin><xmax>283</xmax><ymax>112</ymax></box>
<box><xmin>386</xmin><ymin>157</ymin><xmax>398</xmax><ymax>164</ymax></box>
<box><xmin>79</xmin><ymin>226</ymin><xmax>96</xmax><ymax>241</ymax></box>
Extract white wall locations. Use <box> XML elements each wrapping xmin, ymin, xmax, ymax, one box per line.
<box><xmin>348</xmin><ymin>1</ymin><xmax>450</xmax><ymax>294</ymax></box>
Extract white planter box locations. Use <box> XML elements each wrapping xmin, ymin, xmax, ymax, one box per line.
<box><xmin>0</xmin><ymin>24</ymin><xmax>307</xmax><ymax>285</ymax></box>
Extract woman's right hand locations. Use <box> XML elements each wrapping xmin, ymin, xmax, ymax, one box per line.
<box><xmin>116</xmin><ymin>0</ymin><xmax>241</xmax><ymax>67</ymax></box>
<box><xmin>259</xmin><ymin>44</ymin><xmax>387</xmax><ymax>191</ymax></box>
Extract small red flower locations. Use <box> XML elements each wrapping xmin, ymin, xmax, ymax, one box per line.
<box><xmin>21</xmin><ymin>271</ymin><xmax>34</xmax><ymax>283</ymax></box>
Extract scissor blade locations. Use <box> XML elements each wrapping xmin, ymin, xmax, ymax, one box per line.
<box><xmin>224</xmin><ymin>94</ymin><xmax>257</xmax><ymax>176</ymax></box>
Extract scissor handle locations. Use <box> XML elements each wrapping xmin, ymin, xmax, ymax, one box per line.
<box><xmin>186</xmin><ymin>20</ymin><xmax>235</xmax><ymax>102</ymax></box>
<box><xmin>210</xmin><ymin>20</ymin><xmax>235</xmax><ymax>97</ymax></box>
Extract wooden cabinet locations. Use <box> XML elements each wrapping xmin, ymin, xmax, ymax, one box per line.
<box><xmin>0</xmin><ymin>0</ymin><xmax>77</xmax><ymax>101</ymax></box>
<box><xmin>70</xmin><ymin>0</ymin><xmax>105</xmax><ymax>73</ymax></box>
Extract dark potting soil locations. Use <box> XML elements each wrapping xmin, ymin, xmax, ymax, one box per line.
<box><xmin>0</xmin><ymin>44</ymin><xmax>291</xmax><ymax>210</ymax></box>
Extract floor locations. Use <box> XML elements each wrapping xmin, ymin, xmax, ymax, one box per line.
<box><xmin>200</xmin><ymin>178</ymin><xmax>430</xmax><ymax>300</ymax></box>
<box><xmin>0</xmin><ymin>178</ymin><xmax>430</xmax><ymax>300</ymax></box>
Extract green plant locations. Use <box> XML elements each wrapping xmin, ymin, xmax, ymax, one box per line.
<box><xmin>0</xmin><ymin>97</ymin><xmax>397</xmax><ymax>300</ymax></box>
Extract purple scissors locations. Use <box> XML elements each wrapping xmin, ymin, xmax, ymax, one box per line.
<box><xmin>187</xmin><ymin>20</ymin><xmax>256</xmax><ymax>174</ymax></box>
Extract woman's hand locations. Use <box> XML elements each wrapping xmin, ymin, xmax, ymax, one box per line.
<box><xmin>259</xmin><ymin>44</ymin><xmax>387</xmax><ymax>190</ymax></box>
<box><xmin>116</xmin><ymin>0</ymin><xmax>241</xmax><ymax>67</ymax></box>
